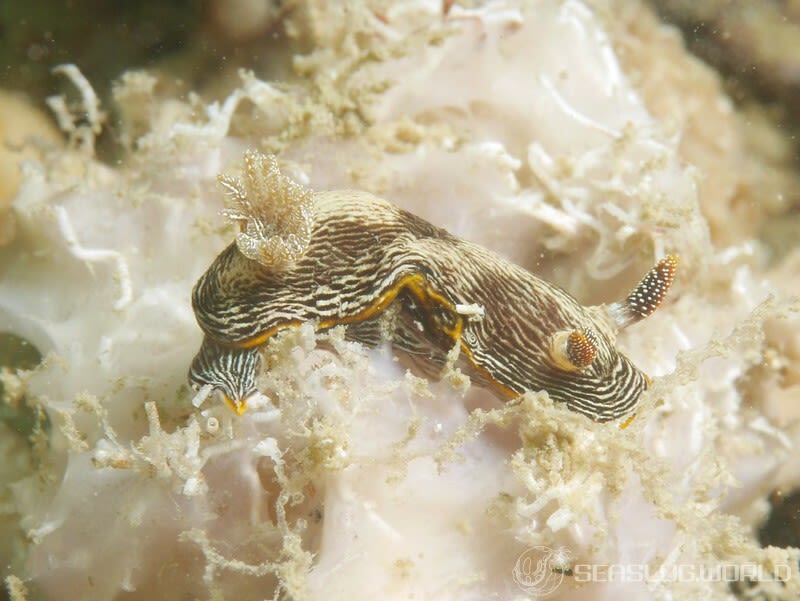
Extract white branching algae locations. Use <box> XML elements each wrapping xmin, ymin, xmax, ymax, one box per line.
<box><xmin>3</xmin><ymin>2</ymin><xmax>800</xmax><ymax>600</ymax></box>
<box><xmin>190</xmin><ymin>151</ymin><xmax>676</xmax><ymax>421</ymax></box>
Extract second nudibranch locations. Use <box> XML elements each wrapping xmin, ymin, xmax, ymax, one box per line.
<box><xmin>189</xmin><ymin>151</ymin><xmax>677</xmax><ymax>422</ymax></box>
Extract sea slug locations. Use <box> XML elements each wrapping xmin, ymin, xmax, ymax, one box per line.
<box><xmin>189</xmin><ymin>151</ymin><xmax>676</xmax><ymax>422</ymax></box>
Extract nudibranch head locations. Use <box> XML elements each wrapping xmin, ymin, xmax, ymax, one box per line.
<box><xmin>188</xmin><ymin>337</ymin><xmax>260</xmax><ymax>415</ymax></box>
<box><xmin>538</xmin><ymin>253</ymin><xmax>678</xmax><ymax>421</ymax></box>
<box><xmin>550</xmin><ymin>255</ymin><xmax>678</xmax><ymax>421</ymax></box>
<box><xmin>218</xmin><ymin>150</ymin><xmax>315</xmax><ymax>270</ymax></box>
<box><xmin>456</xmin><ymin>282</ymin><xmax>650</xmax><ymax>422</ymax></box>
<box><xmin>540</xmin><ymin>342</ymin><xmax>648</xmax><ymax>421</ymax></box>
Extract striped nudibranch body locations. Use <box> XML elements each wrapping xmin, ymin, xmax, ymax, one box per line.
<box><xmin>189</xmin><ymin>337</ymin><xmax>260</xmax><ymax>405</ymax></box>
<box><xmin>189</xmin><ymin>151</ymin><xmax>677</xmax><ymax>422</ymax></box>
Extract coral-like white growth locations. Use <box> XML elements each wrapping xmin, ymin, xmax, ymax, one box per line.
<box><xmin>2</xmin><ymin>1</ymin><xmax>800</xmax><ymax>600</ymax></box>
<box><xmin>219</xmin><ymin>150</ymin><xmax>315</xmax><ymax>269</ymax></box>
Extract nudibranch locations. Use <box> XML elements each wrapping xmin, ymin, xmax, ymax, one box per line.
<box><xmin>189</xmin><ymin>151</ymin><xmax>677</xmax><ymax>422</ymax></box>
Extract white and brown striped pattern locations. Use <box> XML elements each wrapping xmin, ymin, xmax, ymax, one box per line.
<box><xmin>189</xmin><ymin>336</ymin><xmax>261</xmax><ymax>414</ymax></box>
<box><xmin>189</xmin><ymin>153</ymin><xmax>676</xmax><ymax>422</ymax></box>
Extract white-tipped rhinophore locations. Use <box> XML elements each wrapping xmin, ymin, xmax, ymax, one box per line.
<box><xmin>548</xmin><ymin>328</ymin><xmax>598</xmax><ymax>372</ymax></box>
<box><xmin>608</xmin><ymin>255</ymin><xmax>678</xmax><ymax>331</ymax></box>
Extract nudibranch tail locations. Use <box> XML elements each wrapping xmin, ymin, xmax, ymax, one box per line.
<box><xmin>225</xmin><ymin>396</ymin><xmax>250</xmax><ymax>416</ymax></box>
<box><xmin>548</xmin><ymin>328</ymin><xmax>598</xmax><ymax>371</ymax></box>
<box><xmin>189</xmin><ymin>337</ymin><xmax>260</xmax><ymax>415</ymax></box>
<box><xmin>218</xmin><ymin>150</ymin><xmax>315</xmax><ymax>270</ymax></box>
<box><xmin>608</xmin><ymin>255</ymin><xmax>678</xmax><ymax>330</ymax></box>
